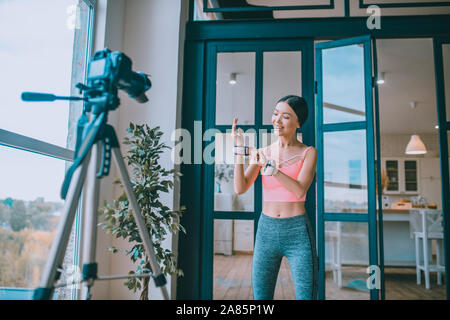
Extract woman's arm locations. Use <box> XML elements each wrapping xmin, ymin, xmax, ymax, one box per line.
<box><xmin>232</xmin><ymin>117</ymin><xmax>263</xmax><ymax>194</ymax></box>
<box><xmin>234</xmin><ymin>147</ymin><xmax>264</xmax><ymax>194</ymax></box>
<box><xmin>234</xmin><ymin>161</ymin><xmax>261</xmax><ymax>195</ymax></box>
<box><xmin>272</xmin><ymin>147</ymin><xmax>318</xmax><ymax>199</ymax></box>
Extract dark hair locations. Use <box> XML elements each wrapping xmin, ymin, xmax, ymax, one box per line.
<box><xmin>277</xmin><ymin>95</ymin><xmax>308</xmax><ymax>128</ymax></box>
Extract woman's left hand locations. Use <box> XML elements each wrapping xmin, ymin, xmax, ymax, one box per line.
<box><xmin>259</xmin><ymin>152</ymin><xmax>278</xmax><ymax>176</ymax></box>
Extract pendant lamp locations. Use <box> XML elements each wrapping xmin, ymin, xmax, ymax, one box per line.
<box><xmin>405</xmin><ymin>101</ymin><xmax>427</xmax><ymax>155</ymax></box>
<box><xmin>405</xmin><ymin>134</ymin><xmax>427</xmax><ymax>154</ymax></box>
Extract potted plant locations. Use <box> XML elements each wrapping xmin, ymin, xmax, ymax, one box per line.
<box><xmin>99</xmin><ymin>123</ymin><xmax>186</xmax><ymax>300</ymax></box>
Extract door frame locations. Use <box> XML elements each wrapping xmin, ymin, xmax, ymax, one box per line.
<box><xmin>201</xmin><ymin>39</ymin><xmax>315</xmax><ymax>299</ymax></box>
<box><xmin>177</xmin><ymin>16</ymin><xmax>450</xmax><ymax>300</ymax></box>
<box><xmin>315</xmin><ymin>35</ymin><xmax>382</xmax><ymax>300</ymax></box>
<box><xmin>433</xmin><ymin>36</ymin><xmax>450</xmax><ymax>299</ymax></box>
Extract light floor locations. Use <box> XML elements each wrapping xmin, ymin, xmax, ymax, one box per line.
<box><xmin>213</xmin><ymin>254</ymin><xmax>446</xmax><ymax>300</ymax></box>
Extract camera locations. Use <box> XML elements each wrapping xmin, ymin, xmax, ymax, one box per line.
<box><xmin>82</xmin><ymin>48</ymin><xmax>152</xmax><ymax>112</ymax></box>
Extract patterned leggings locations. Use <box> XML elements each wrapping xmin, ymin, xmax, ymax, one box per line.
<box><xmin>252</xmin><ymin>212</ymin><xmax>318</xmax><ymax>300</ymax></box>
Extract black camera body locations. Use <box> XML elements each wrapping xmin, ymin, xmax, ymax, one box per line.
<box><xmin>83</xmin><ymin>48</ymin><xmax>151</xmax><ymax>113</ymax></box>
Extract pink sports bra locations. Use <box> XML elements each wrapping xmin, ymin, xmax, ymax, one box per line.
<box><xmin>261</xmin><ymin>146</ymin><xmax>313</xmax><ymax>202</ymax></box>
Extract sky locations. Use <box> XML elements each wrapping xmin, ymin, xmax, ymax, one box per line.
<box><xmin>0</xmin><ymin>0</ymin><xmax>79</xmax><ymax>203</ymax></box>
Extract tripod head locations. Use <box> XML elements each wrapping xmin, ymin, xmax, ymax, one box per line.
<box><xmin>22</xmin><ymin>48</ymin><xmax>152</xmax><ymax>199</ymax></box>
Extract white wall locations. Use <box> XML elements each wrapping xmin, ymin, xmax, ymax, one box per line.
<box><xmin>87</xmin><ymin>0</ymin><xmax>187</xmax><ymax>300</ymax></box>
<box><xmin>381</xmin><ymin>133</ymin><xmax>440</xmax><ymax>158</ymax></box>
<box><xmin>81</xmin><ymin>0</ymin><xmax>126</xmax><ymax>300</ymax></box>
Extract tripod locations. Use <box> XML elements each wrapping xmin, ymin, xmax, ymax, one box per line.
<box><xmin>32</xmin><ymin>110</ymin><xmax>169</xmax><ymax>300</ymax></box>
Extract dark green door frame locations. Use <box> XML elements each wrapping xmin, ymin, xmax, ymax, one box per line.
<box><xmin>178</xmin><ymin>16</ymin><xmax>450</xmax><ymax>300</ymax></box>
<box><xmin>315</xmin><ymin>35</ymin><xmax>382</xmax><ymax>300</ymax></box>
<box><xmin>186</xmin><ymin>15</ymin><xmax>450</xmax><ymax>41</ymax></box>
<box><xmin>433</xmin><ymin>37</ymin><xmax>450</xmax><ymax>299</ymax></box>
<box><xmin>200</xmin><ymin>39</ymin><xmax>314</xmax><ymax>299</ymax></box>
<box><xmin>177</xmin><ymin>40</ymin><xmax>206</xmax><ymax>300</ymax></box>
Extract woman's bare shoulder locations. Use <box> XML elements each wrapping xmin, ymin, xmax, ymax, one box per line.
<box><xmin>306</xmin><ymin>145</ymin><xmax>317</xmax><ymax>153</ymax></box>
<box><xmin>303</xmin><ymin>145</ymin><xmax>318</xmax><ymax>159</ymax></box>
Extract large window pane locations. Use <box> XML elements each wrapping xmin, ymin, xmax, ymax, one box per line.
<box><xmin>213</xmin><ymin>219</ymin><xmax>254</xmax><ymax>299</ymax></box>
<box><xmin>216</xmin><ymin>52</ymin><xmax>255</xmax><ymax>126</ymax></box>
<box><xmin>0</xmin><ymin>146</ymin><xmax>64</xmax><ymax>289</ymax></box>
<box><xmin>0</xmin><ymin>0</ymin><xmax>92</xmax><ymax>300</ymax></box>
<box><xmin>213</xmin><ymin>218</ymin><xmax>294</xmax><ymax>299</ymax></box>
<box><xmin>324</xmin><ymin>130</ymin><xmax>368</xmax><ymax>212</ymax></box>
<box><xmin>263</xmin><ymin>51</ymin><xmax>302</xmax><ymax>125</ymax></box>
<box><xmin>214</xmin><ymin>132</ymin><xmax>255</xmax><ymax>212</ymax></box>
<box><xmin>322</xmin><ymin>44</ymin><xmax>366</xmax><ymax>124</ymax></box>
<box><xmin>0</xmin><ymin>0</ymin><xmax>88</xmax><ymax>148</ymax></box>
<box><xmin>325</xmin><ymin>221</ymin><xmax>370</xmax><ymax>300</ymax></box>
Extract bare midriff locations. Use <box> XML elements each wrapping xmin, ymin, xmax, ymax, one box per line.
<box><xmin>262</xmin><ymin>201</ymin><xmax>306</xmax><ymax>218</ymax></box>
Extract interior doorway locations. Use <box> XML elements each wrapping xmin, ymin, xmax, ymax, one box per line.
<box><xmin>375</xmin><ymin>38</ymin><xmax>447</xmax><ymax>300</ymax></box>
<box><xmin>205</xmin><ymin>40</ymin><xmax>315</xmax><ymax>300</ymax></box>
<box><xmin>205</xmin><ymin>37</ymin><xmax>448</xmax><ymax>300</ymax></box>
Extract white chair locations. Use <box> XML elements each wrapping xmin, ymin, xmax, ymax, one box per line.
<box><xmin>325</xmin><ymin>221</ymin><xmax>342</xmax><ymax>288</ymax></box>
<box><xmin>411</xmin><ymin>209</ymin><xmax>445</xmax><ymax>289</ymax></box>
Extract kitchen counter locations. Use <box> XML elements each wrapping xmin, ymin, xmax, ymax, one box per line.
<box><xmin>335</xmin><ymin>208</ymin><xmax>438</xmax><ymax>267</ymax></box>
<box><xmin>342</xmin><ymin>208</ymin><xmax>416</xmax><ymax>214</ymax></box>
<box><xmin>341</xmin><ymin>208</ymin><xmax>424</xmax><ymax>222</ymax></box>
<box><xmin>381</xmin><ymin>209</ymin><xmax>410</xmax><ymax>213</ymax></box>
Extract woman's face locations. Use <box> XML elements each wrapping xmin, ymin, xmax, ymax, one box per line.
<box><xmin>272</xmin><ymin>101</ymin><xmax>300</xmax><ymax>136</ymax></box>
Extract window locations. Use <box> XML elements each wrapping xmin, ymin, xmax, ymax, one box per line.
<box><xmin>0</xmin><ymin>0</ymin><xmax>94</xmax><ymax>300</ymax></box>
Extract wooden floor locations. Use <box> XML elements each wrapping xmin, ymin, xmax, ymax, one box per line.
<box><xmin>213</xmin><ymin>254</ymin><xmax>446</xmax><ymax>300</ymax></box>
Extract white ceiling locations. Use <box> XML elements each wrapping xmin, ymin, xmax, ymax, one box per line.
<box><xmin>376</xmin><ymin>38</ymin><xmax>440</xmax><ymax>135</ymax></box>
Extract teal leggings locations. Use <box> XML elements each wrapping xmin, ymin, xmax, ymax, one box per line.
<box><xmin>252</xmin><ymin>213</ymin><xmax>318</xmax><ymax>300</ymax></box>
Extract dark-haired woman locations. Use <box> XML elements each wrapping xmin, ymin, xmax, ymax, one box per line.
<box><xmin>233</xmin><ymin>95</ymin><xmax>318</xmax><ymax>300</ymax></box>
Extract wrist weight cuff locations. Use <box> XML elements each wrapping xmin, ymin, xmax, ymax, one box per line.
<box><xmin>262</xmin><ymin>160</ymin><xmax>278</xmax><ymax>176</ymax></box>
<box><xmin>234</xmin><ymin>146</ymin><xmax>250</xmax><ymax>156</ymax></box>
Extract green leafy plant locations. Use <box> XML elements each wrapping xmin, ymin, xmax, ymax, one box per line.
<box><xmin>214</xmin><ymin>164</ymin><xmax>234</xmax><ymax>184</ymax></box>
<box><xmin>99</xmin><ymin>123</ymin><xmax>186</xmax><ymax>300</ymax></box>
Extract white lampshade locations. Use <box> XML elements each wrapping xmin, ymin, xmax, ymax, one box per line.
<box><xmin>405</xmin><ymin>134</ymin><xmax>427</xmax><ymax>155</ymax></box>
<box><xmin>229</xmin><ymin>73</ymin><xmax>237</xmax><ymax>85</ymax></box>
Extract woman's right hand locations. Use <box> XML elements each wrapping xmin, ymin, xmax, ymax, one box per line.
<box><xmin>249</xmin><ymin>147</ymin><xmax>267</xmax><ymax>166</ymax></box>
<box><xmin>232</xmin><ymin>117</ymin><xmax>244</xmax><ymax>146</ymax></box>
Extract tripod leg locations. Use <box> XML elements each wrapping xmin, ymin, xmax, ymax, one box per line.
<box><xmin>80</xmin><ymin>142</ymin><xmax>102</xmax><ymax>299</ymax></box>
<box><xmin>33</xmin><ymin>149</ymin><xmax>92</xmax><ymax>300</ymax></box>
<box><xmin>111</xmin><ymin>146</ymin><xmax>169</xmax><ymax>300</ymax></box>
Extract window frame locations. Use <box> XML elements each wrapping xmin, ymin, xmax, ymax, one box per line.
<box><xmin>0</xmin><ymin>0</ymin><xmax>96</xmax><ymax>300</ymax></box>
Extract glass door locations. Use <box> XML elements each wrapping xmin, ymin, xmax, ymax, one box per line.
<box><xmin>202</xmin><ymin>40</ymin><xmax>314</xmax><ymax>299</ymax></box>
<box><xmin>315</xmin><ymin>35</ymin><xmax>383</xmax><ymax>300</ymax></box>
<box><xmin>433</xmin><ymin>37</ymin><xmax>450</xmax><ymax>299</ymax></box>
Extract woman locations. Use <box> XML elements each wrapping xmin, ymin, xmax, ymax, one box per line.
<box><xmin>232</xmin><ymin>95</ymin><xmax>318</xmax><ymax>300</ymax></box>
